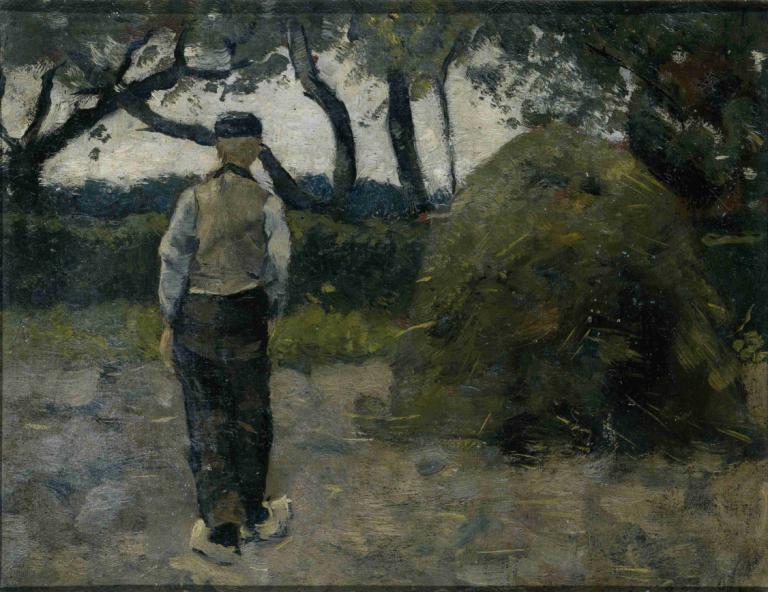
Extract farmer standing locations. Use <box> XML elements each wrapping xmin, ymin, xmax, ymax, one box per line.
<box><xmin>158</xmin><ymin>112</ymin><xmax>291</xmax><ymax>562</ymax></box>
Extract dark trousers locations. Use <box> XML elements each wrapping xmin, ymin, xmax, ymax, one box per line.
<box><xmin>172</xmin><ymin>287</ymin><xmax>273</xmax><ymax>529</ymax></box>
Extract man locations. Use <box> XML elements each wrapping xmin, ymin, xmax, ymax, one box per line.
<box><xmin>158</xmin><ymin>112</ymin><xmax>291</xmax><ymax>562</ymax></box>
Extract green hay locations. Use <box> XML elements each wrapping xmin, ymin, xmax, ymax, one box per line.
<box><xmin>391</xmin><ymin>123</ymin><xmax>755</xmax><ymax>454</ymax></box>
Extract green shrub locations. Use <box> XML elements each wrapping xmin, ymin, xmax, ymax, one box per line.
<box><xmin>3</xmin><ymin>212</ymin><xmax>167</xmax><ymax>306</ymax></box>
<box><xmin>286</xmin><ymin>211</ymin><xmax>427</xmax><ymax>313</ymax></box>
<box><xmin>4</xmin><ymin>209</ymin><xmax>428</xmax><ymax>315</ymax></box>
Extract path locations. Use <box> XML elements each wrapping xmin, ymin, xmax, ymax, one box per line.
<box><xmin>2</xmin><ymin>355</ymin><xmax>767</xmax><ymax>586</ymax></box>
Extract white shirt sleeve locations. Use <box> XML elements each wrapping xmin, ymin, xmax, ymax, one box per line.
<box><xmin>251</xmin><ymin>158</ymin><xmax>275</xmax><ymax>196</ymax></box>
<box><xmin>262</xmin><ymin>193</ymin><xmax>291</xmax><ymax>317</ymax></box>
<box><xmin>158</xmin><ymin>188</ymin><xmax>198</xmax><ymax>322</ymax></box>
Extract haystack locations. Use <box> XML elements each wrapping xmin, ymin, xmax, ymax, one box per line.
<box><xmin>391</xmin><ymin>124</ymin><xmax>756</xmax><ymax>455</ymax></box>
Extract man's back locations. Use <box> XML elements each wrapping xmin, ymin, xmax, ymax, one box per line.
<box><xmin>190</xmin><ymin>169</ymin><xmax>270</xmax><ymax>296</ymax></box>
<box><xmin>158</xmin><ymin>162</ymin><xmax>290</xmax><ymax>326</ymax></box>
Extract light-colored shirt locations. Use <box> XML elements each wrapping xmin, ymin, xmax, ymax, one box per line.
<box><xmin>158</xmin><ymin>165</ymin><xmax>291</xmax><ymax>322</ymax></box>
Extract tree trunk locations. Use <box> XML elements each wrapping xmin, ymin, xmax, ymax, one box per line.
<box><xmin>4</xmin><ymin>149</ymin><xmax>47</xmax><ymax>213</ymax></box>
<box><xmin>286</xmin><ymin>19</ymin><xmax>356</xmax><ymax>215</ymax></box>
<box><xmin>436</xmin><ymin>31</ymin><xmax>473</xmax><ymax>197</ymax></box>
<box><xmin>387</xmin><ymin>69</ymin><xmax>429</xmax><ymax>214</ymax></box>
<box><xmin>434</xmin><ymin>76</ymin><xmax>457</xmax><ymax>195</ymax></box>
<box><xmin>3</xmin><ymin>150</ymin><xmax>51</xmax><ymax>305</ymax></box>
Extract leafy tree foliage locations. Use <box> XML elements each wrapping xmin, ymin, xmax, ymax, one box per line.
<box><xmin>476</xmin><ymin>9</ymin><xmax>768</xmax><ymax>210</ymax></box>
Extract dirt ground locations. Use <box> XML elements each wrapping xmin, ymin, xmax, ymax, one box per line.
<box><xmin>2</xmin><ymin>353</ymin><xmax>767</xmax><ymax>586</ymax></box>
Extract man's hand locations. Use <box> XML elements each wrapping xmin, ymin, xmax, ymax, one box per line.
<box><xmin>268</xmin><ymin>318</ymin><xmax>277</xmax><ymax>338</ymax></box>
<box><xmin>159</xmin><ymin>320</ymin><xmax>174</xmax><ymax>369</ymax></box>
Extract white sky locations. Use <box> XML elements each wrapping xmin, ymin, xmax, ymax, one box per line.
<box><xmin>4</xmin><ymin>46</ymin><xmax>525</xmax><ymax>192</ymax></box>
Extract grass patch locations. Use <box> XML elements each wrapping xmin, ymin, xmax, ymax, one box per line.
<box><xmin>3</xmin><ymin>300</ymin><xmax>164</xmax><ymax>365</ymax></box>
<box><xmin>270</xmin><ymin>304</ymin><xmax>401</xmax><ymax>369</ymax></box>
<box><xmin>4</xmin><ymin>301</ymin><xmax>400</xmax><ymax>369</ymax></box>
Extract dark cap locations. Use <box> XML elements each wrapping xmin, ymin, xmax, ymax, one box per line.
<box><xmin>214</xmin><ymin>112</ymin><xmax>263</xmax><ymax>138</ymax></box>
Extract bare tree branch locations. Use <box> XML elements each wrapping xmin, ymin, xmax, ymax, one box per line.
<box><xmin>20</xmin><ymin>27</ymin><xmax>273</xmax><ymax>188</ymax></box>
<box><xmin>27</xmin><ymin>30</ymin><xmax>161</xmax><ymax>158</ymax></box>
<box><xmin>68</xmin><ymin>29</ymin><xmax>165</xmax><ymax>98</ymax></box>
<box><xmin>74</xmin><ymin>29</ymin><xmax>232</xmax><ymax>98</ymax></box>
<box><xmin>120</xmin><ymin>93</ymin><xmax>320</xmax><ymax>211</ymax></box>
<box><xmin>114</xmin><ymin>29</ymin><xmax>157</xmax><ymax>88</ymax></box>
<box><xmin>6</xmin><ymin>25</ymin><xmax>323</xmax><ymax>216</ymax></box>
<box><xmin>22</xmin><ymin>61</ymin><xmax>65</xmax><ymax>147</ymax></box>
<box><xmin>347</xmin><ymin>13</ymin><xmax>361</xmax><ymax>42</ymax></box>
<box><xmin>118</xmin><ymin>27</ymin><xmax>322</xmax><ymax>212</ymax></box>
<box><xmin>21</xmin><ymin>30</ymin><xmax>177</xmax><ymax>162</ymax></box>
<box><xmin>173</xmin><ymin>28</ymin><xmax>190</xmax><ymax>69</ymax></box>
<box><xmin>0</xmin><ymin>128</ymin><xmax>17</xmax><ymax>148</ymax></box>
<box><xmin>0</xmin><ymin>122</ymin><xmax>18</xmax><ymax>148</ymax></box>
<box><xmin>286</xmin><ymin>19</ymin><xmax>321</xmax><ymax>81</ymax></box>
<box><xmin>584</xmin><ymin>41</ymin><xmax>686</xmax><ymax>121</ymax></box>
<box><xmin>181</xmin><ymin>66</ymin><xmax>233</xmax><ymax>81</ymax></box>
<box><xmin>118</xmin><ymin>93</ymin><xmax>216</xmax><ymax>146</ymax></box>
<box><xmin>0</xmin><ymin>66</ymin><xmax>20</xmax><ymax>149</ymax></box>
<box><xmin>117</xmin><ymin>28</ymin><xmax>249</xmax><ymax>133</ymax></box>
<box><xmin>258</xmin><ymin>144</ymin><xmax>324</xmax><ymax>212</ymax></box>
